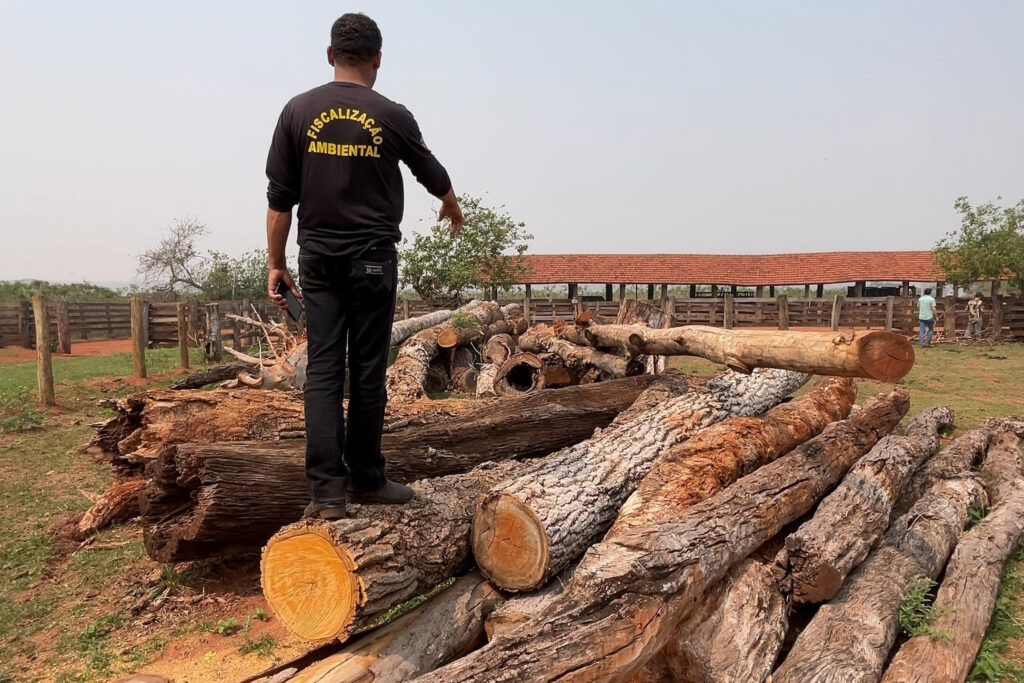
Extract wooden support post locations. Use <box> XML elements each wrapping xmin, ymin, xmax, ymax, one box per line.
<box><xmin>804</xmin><ymin>284</ymin><xmax>811</xmax><ymax>297</ymax></box>
<box><xmin>937</xmin><ymin>281</ymin><xmax>945</xmax><ymax>296</ymax></box>
<box><xmin>902</xmin><ymin>280</ymin><xmax>911</xmax><ymax>296</ymax></box>
<box><xmin>885</xmin><ymin>296</ymin><xmax>895</xmax><ymax>331</ymax></box>
<box><xmin>711</xmin><ymin>284</ymin><xmax>719</xmax><ymax>298</ymax></box>
<box><xmin>176</xmin><ymin>302</ymin><xmax>190</xmax><ymax>369</ymax></box>
<box><xmin>524</xmin><ymin>284</ymin><xmax>532</xmax><ymax>325</ymax></box>
<box><xmin>231</xmin><ymin>304</ymin><xmax>241</xmax><ymax>349</ymax></box>
<box><xmin>130</xmin><ymin>297</ymin><xmax>147</xmax><ymax>379</ymax></box>
<box><xmin>660</xmin><ymin>284</ymin><xmax>668</xmax><ymax>300</ymax></box>
<box><xmin>206</xmin><ymin>304</ymin><xmax>223</xmax><ymax>363</ymax></box>
<box><xmin>777</xmin><ymin>295</ymin><xmax>789</xmax><ymax>331</ymax></box>
<box><xmin>756</xmin><ymin>286</ymin><xmax>764</xmax><ymax>298</ymax></box>
<box><xmin>944</xmin><ymin>295</ymin><xmax>957</xmax><ymax>338</ymax></box>
<box><xmin>730</xmin><ymin>285</ymin><xmax>738</xmax><ymax>296</ymax></box>
<box><xmin>490</xmin><ymin>285</ymin><xmax>498</xmax><ymax>301</ymax></box>
<box><xmin>724</xmin><ymin>294</ymin><xmax>734</xmax><ymax>329</ymax></box>
<box><xmin>568</xmin><ymin>283</ymin><xmax>578</xmax><ymax>300</ymax></box>
<box><xmin>689</xmin><ymin>284</ymin><xmax>697</xmax><ymax>298</ymax></box>
<box><xmin>32</xmin><ymin>294</ymin><xmax>55</xmax><ymax>405</ymax></box>
<box><xmin>769</xmin><ymin>285</ymin><xmax>776</xmax><ymax>297</ymax></box>
<box><xmin>647</xmin><ymin>284</ymin><xmax>655</xmax><ymax>300</ymax></box>
<box><xmin>605</xmin><ymin>284</ymin><xmax>613</xmax><ymax>302</ymax></box>
<box><xmin>55</xmin><ymin>300</ymin><xmax>71</xmax><ymax>354</ymax></box>
<box><xmin>617</xmin><ymin>283</ymin><xmax>625</xmax><ymax>301</ymax></box>
<box><xmin>187</xmin><ymin>299</ymin><xmax>202</xmax><ymax>348</ymax></box>
<box><xmin>816</xmin><ymin>284</ymin><xmax>824</xmax><ymax>298</ymax></box>
<box><xmin>992</xmin><ymin>280</ymin><xmax>1003</xmax><ymax>337</ymax></box>
<box><xmin>664</xmin><ymin>296</ymin><xmax>675</xmax><ymax>319</ymax></box>
<box><xmin>853</xmin><ymin>280</ymin><xmax>865</xmax><ymax>297</ymax></box>
<box><xmin>829</xmin><ymin>294</ymin><xmax>845</xmax><ymax>331</ymax></box>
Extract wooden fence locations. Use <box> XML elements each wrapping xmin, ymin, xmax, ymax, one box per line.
<box><xmin>5</xmin><ymin>295</ymin><xmax>1024</xmax><ymax>350</ymax></box>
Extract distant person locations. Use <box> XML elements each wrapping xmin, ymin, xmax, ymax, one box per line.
<box><xmin>966</xmin><ymin>292</ymin><xmax>984</xmax><ymax>339</ymax></box>
<box><xmin>918</xmin><ymin>288</ymin><xmax>937</xmax><ymax>347</ymax></box>
<box><xmin>264</xmin><ymin>13</ymin><xmax>464</xmax><ymax>520</ymax></box>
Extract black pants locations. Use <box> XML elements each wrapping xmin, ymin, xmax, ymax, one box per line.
<box><xmin>299</xmin><ymin>248</ymin><xmax>397</xmax><ymax>502</ymax></box>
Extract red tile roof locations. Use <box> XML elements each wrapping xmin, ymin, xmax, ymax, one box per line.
<box><xmin>518</xmin><ymin>251</ymin><xmax>943</xmax><ymax>286</ymax></box>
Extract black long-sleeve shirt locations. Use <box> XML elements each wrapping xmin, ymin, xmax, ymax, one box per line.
<box><xmin>266</xmin><ymin>81</ymin><xmax>451</xmax><ymax>257</ymax></box>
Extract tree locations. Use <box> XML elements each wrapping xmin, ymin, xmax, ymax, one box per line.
<box><xmin>136</xmin><ymin>216</ymin><xmax>209</xmax><ymax>298</ymax></box>
<box><xmin>202</xmin><ymin>249</ymin><xmax>274</xmax><ymax>300</ymax></box>
<box><xmin>399</xmin><ymin>195</ymin><xmax>532</xmax><ymax>301</ymax></box>
<box><xmin>934</xmin><ymin>196</ymin><xmax>1024</xmax><ymax>293</ymax></box>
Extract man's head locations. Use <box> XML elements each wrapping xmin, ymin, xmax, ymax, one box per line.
<box><xmin>975</xmin><ymin>292</ymin><xmax>983</xmax><ymax>299</ymax></box>
<box><xmin>924</xmin><ymin>288</ymin><xmax>933</xmax><ymax>295</ymax></box>
<box><xmin>328</xmin><ymin>13</ymin><xmax>382</xmax><ymax>84</ymax></box>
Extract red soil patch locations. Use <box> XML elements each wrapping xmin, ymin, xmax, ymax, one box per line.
<box><xmin>0</xmin><ymin>338</ymin><xmax>133</xmax><ymax>363</ymax></box>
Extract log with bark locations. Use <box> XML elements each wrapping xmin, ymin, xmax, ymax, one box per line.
<box><xmin>170</xmin><ymin>361</ymin><xmax>258</xmax><ymax>390</ymax></box>
<box><xmin>476</xmin><ymin>334</ymin><xmax>516</xmax><ymax>397</ymax></box>
<box><xmin>882</xmin><ymin>431</ymin><xmax>1024</xmax><ymax>683</ymax></box>
<box><xmin>492</xmin><ymin>352</ymin><xmax>545</xmax><ymax>396</ymax></box>
<box><xmin>472</xmin><ymin>368</ymin><xmax>812</xmax><ymax>592</ymax></box>
<box><xmin>145</xmin><ymin>375</ymin><xmax>663</xmax><ymax>562</ymax></box>
<box><xmin>449</xmin><ymin>346</ymin><xmax>479</xmax><ymax>394</ymax></box>
<box><xmin>772</xmin><ymin>473</ymin><xmax>987</xmax><ymax>681</ymax></box>
<box><xmin>614</xmin><ymin>298</ymin><xmax>674</xmax><ymax>375</ymax></box>
<box><xmin>574</xmin><ymin>324</ymin><xmax>915</xmax><ymax>382</ymax></box>
<box><xmin>262</xmin><ymin>377</ymin><xmax>693</xmax><ymax>643</ymax></box>
<box><xmin>287</xmin><ymin>572</ymin><xmax>500</xmax><ymax>683</ymax></box>
<box><xmin>775</xmin><ymin>404</ymin><xmax>955</xmax><ymax>603</ymax></box>
<box><xmin>414</xmin><ymin>389</ymin><xmax>908</xmax><ymax>682</ymax></box>
<box><xmin>518</xmin><ymin>331</ymin><xmax>645</xmax><ymax>380</ymax></box>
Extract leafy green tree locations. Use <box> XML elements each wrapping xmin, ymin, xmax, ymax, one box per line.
<box><xmin>202</xmin><ymin>249</ymin><xmax>275</xmax><ymax>300</ymax></box>
<box><xmin>934</xmin><ymin>196</ymin><xmax>1024</xmax><ymax>293</ymax></box>
<box><xmin>0</xmin><ymin>280</ymin><xmax>125</xmax><ymax>301</ymax></box>
<box><xmin>399</xmin><ymin>195</ymin><xmax>532</xmax><ymax>301</ymax></box>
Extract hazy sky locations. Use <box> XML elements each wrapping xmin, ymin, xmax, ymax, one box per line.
<box><xmin>2</xmin><ymin>0</ymin><xmax>1022</xmax><ymax>283</ymax></box>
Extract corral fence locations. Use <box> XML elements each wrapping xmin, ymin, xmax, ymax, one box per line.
<box><xmin>4</xmin><ymin>294</ymin><xmax>1024</xmax><ymax>350</ymax></box>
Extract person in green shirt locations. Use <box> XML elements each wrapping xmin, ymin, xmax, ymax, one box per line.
<box><xmin>918</xmin><ymin>288</ymin><xmax>937</xmax><ymax>347</ymax></box>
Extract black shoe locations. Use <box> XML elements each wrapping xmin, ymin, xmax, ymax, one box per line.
<box><xmin>303</xmin><ymin>499</ymin><xmax>347</xmax><ymax>520</ymax></box>
<box><xmin>347</xmin><ymin>479</ymin><xmax>415</xmax><ymax>505</ymax></box>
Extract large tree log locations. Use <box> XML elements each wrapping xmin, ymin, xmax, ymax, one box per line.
<box><xmin>519</xmin><ymin>332</ymin><xmax>644</xmax><ymax>379</ymax></box>
<box><xmin>262</xmin><ymin>377</ymin><xmax>693</xmax><ymax>644</ymax></box>
<box><xmin>776</xmin><ymin>404</ymin><xmax>955</xmax><ymax>603</ymax></box>
<box><xmin>390</xmin><ymin>308</ymin><xmax>456</xmax><ymax>347</ymax></box>
<box><xmin>493</xmin><ymin>352</ymin><xmax>545</xmax><ymax>396</ymax></box>
<box><xmin>633</xmin><ymin>558</ymin><xmax>787</xmax><ymax>683</ymax></box>
<box><xmin>772</xmin><ymin>476</ymin><xmax>987</xmax><ymax>681</ymax></box>
<box><xmin>414</xmin><ymin>389</ymin><xmax>908</xmax><ymax>683</ymax></box>
<box><xmin>578</xmin><ymin>325</ymin><xmax>914</xmax><ymax>382</ymax></box>
<box><xmin>881</xmin><ymin>431</ymin><xmax>1024</xmax><ymax>683</ymax></box>
<box><xmin>143</xmin><ymin>375</ymin><xmax>664</xmax><ymax>562</ymax></box>
<box><xmin>170</xmin><ymin>360</ymin><xmax>257</xmax><ymax>390</ymax></box>
<box><xmin>449</xmin><ymin>346</ymin><xmax>479</xmax><ymax>393</ymax></box>
<box><xmin>288</xmin><ymin>572</ymin><xmax>500</xmax><ymax>683</ymax></box>
<box><xmin>614</xmin><ymin>298</ymin><xmax>673</xmax><ymax>375</ymax></box>
<box><xmin>472</xmin><ymin>369</ymin><xmax>811</xmax><ymax>592</ymax></box>
<box><xmin>476</xmin><ymin>334</ymin><xmax>516</xmax><ymax>397</ymax></box>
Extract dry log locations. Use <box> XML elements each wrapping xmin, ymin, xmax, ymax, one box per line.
<box><xmin>472</xmin><ymin>368</ymin><xmax>812</xmax><ymax>592</ymax></box>
<box><xmin>484</xmin><ymin>568</ymin><xmax>572</xmax><ymax>641</ymax></box>
<box><xmin>476</xmin><ymin>334</ymin><xmax>516</xmax><ymax>397</ymax></box>
<box><xmin>615</xmin><ymin>298</ymin><xmax>674</xmax><ymax>375</ymax></box>
<box><xmin>76</xmin><ymin>478</ymin><xmax>146</xmax><ymax>538</ymax></box>
<box><xmin>170</xmin><ymin>361</ymin><xmax>257</xmax><ymax>390</ymax></box>
<box><xmin>882</xmin><ymin>431</ymin><xmax>1024</xmax><ymax>683</ymax></box>
<box><xmin>493</xmin><ymin>352</ymin><xmax>545</xmax><ymax>396</ymax></box>
<box><xmin>449</xmin><ymin>346</ymin><xmax>479</xmax><ymax>394</ymax></box>
<box><xmin>485</xmin><ymin>317</ymin><xmax>527</xmax><ymax>338</ymax></box>
<box><xmin>519</xmin><ymin>331</ymin><xmax>643</xmax><ymax>379</ymax></box>
<box><xmin>390</xmin><ymin>308</ymin><xmax>455</xmax><ymax>347</ymax></box>
<box><xmin>288</xmin><ymin>572</ymin><xmax>500</xmax><ymax>683</ymax></box>
<box><xmin>262</xmin><ymin>378</ymin><xmax>692</xmax><ymax>644</ymax></box>
<box><xmin>144</xmin><ymin>376</ymin><xmax>663</xmax><ymax>562</ymax></box>
<box><xmin>776</xmin><ymin>404</ymin><xmax>955</xmax><ymax>603</ymax></box>
<box><xmin>579</xmin><ymin>325</ymin><xmax>914</xmax><ymax>382</ymax></box>
<box><xmin>415</xmin><ymin>389</ymin><xmax>909</xmax><ymax>683</ymax></box>
<box><xmin>773</xmin><ymin>475</ymin><xmax>987</xmax><ymax>682</ymax></box>
<box><xmin>635</xmin><ymin>558</ymin><xmax>787</xmax><ymax>683</ymax></box>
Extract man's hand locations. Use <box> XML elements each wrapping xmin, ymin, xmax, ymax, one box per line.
<box><xmin>439</xmin><ymin>190</ymin><xmax>464</xmax><ymax>236</ymax></box>
<box><xmin>269</xmin><ymin>268</ymin><xmax>301</xmax><ymax>310</ymax></box>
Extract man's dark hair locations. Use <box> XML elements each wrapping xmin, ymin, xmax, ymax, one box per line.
<box><xmin>331</xmin><ymin>13</ymin><xmax>382</xmax><ymax>65</ymax></box>
<box><xmin>924</xmin><ymin>288</ymin><xmax>932</xmax><ymax>295</ymax></box>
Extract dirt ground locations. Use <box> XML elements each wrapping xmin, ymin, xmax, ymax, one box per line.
<box><xmin>0</xmin><ymin>339</ymin><xmax>133</xmax><ymax>363</ymax></box>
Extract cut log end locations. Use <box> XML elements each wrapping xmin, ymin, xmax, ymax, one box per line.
<box><xmin>261</xmin><ymin>527</ymin><xmax>358</xmax><ymax>643</ymax></box>
<box><xmin>436</xmin><ymin>328</ymin><xmax>459</xmax><ymax>349</ymax></box>
<box><xmin>494</xmin><ymin>353</ymin><xmax>546</xmax><ymax>397</ymax></box>
<box><xmin>473</xmin><ymin>493</ymin><xmax>549</xmax><ymax>591</ymax></box>
<box><xmin>855</xmin><ymin>331</ymin><xmax>915</xmax><ymax>382</ymax></box>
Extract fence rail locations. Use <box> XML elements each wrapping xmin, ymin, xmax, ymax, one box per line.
<box><xmin>4</xmin><ymin>295</ymin><xmax>1024</xmax><ymax>350</ymax></box>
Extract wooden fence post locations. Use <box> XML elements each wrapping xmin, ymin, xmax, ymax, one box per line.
<box><xmin>402</xmin><ymin>299</ymin><xmax>410</xmax><ymax>321</ymax></box>
<box><xmin>991</xmin><ymin>284</ymin><xmax>1003</xmax><ymax>338</ymax></box>
<box><xmin>830</xmin><ymin>295</ymin><xmax>844</xmax><ymax>331</ymax></box>
<box><xmin>130</xmin><ymin>297</ymin><xmax>147</xmax><ymax>379</ymax></box>
<box><xmin>723</xmin><ymin>294</ymin><xmax>734</xmax><ymax>329</ymax></box>
<box><xmin>663</xmin><ymin>296</ymin><xmax>675</xmax><ymax>321</ymax></box>
<box><xmin>206</xmin><ymin>304</ymin><xmax>223</xmax><ymax>362</ymax></box>
<box><xmin>176</xmin><ymin>302</ymin><xmax>190</xmax><ymax>369</ymax></box>
<box><xmin>32</xmin><ymin>295</ymin><xmax>55</xmax><ymax>405</ymax></box>
<box><xmin>885</xmin><ymin>296</ymin><xmax>895</xmax><ymax>331</ymax></box>
<box><xmin>777</xmin><ymin>295</ymin><xmax>789</xmax><ymax>331</ymax></box>
<box><xmin>187</xmin><ymin>299</ymin><xmax>202</xmax><ymax>348</ymax></box>
<box><xmin>943</xmin><ymin>295</ymin><xmax>957</xmax><ymax>339</ymax></box>
<box><xmin>55</xmin><ymin>300</ymin><xmax>71</xmax><ymax>354</ymax></box>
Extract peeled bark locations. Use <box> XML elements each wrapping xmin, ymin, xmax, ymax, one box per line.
<box><xmin>262</xmin><ymin>378</ymin><xmax>690</xmax><ymax>644</ymax></box>
<box><xmin>143</xmin><ymin>375</ymin><xmax>663</xmax><ymax>562</ymax></box>
<box><xmin>493</xmin><ymin>353</ymin><xmax>545</xmax><ymax>396</ymax></box>
<box><xmin>773</xmin><ymin>475</ymin><xmax>987</xmax><ymax>682</ymax></box>
<box><xmin>579</xmin><ymin>325</ymin><xmax>915</xmax><ymax>382</ymax></box>
<box><xmin>776</xmin><ymin>404</ymin><xmax>955</xmax><ymax>603</ymax></box>
<box><xmin>76</xmin><ymin>478</ymin><xmax>147</xmax><ymax>538</ymax></box>
<box><xmin>288</xmin><ymin>573</ymin><xmax>500</xmax><ymax>683</ymax></box>
<box><xmin>882</xmin><ymin>432</ymin><xmax>1024</xmax><ymax>683</ymax></box>
<box><xmin>636</xmin><ymin>559</ymin><xmax>787</xmax><ymax>683</ymax></box>
<box><xmin>416</xmin><ymin>389</ymin><xmax>909</xmax><ymax>683</ymax></box>
<box><xmin>472</xmin><ymin>369</ymin><xmax>811</xmax><ymax>592</ymax></box>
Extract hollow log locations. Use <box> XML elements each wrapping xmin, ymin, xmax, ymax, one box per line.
<box><xmin>776</xmin><ymin>404</ymin><xmax>955</xmax><ymax>603</ymax></box>
<box><xmin>76</xmin><ymin>478</ymin><xmax>147</xmax><ymax>538</ymax></box>
<box><xmin>493</xmin><ymin>352</ymin><xmax>545</xmax><ymax>396</ymax></box>
<box><xmin>416</xmin><ymin>389</ymin><xmax>909</xmax><ymax>683</ymax></box>
<box><xmin>477</xmin><ymin>334</ymin><xmax>516</xmax><ymax>397</ymax></box>
<box><xmin>288</xmin><ymin>573</ymin><xmax>500</xmax><ymax>683</ymax></box>
<box><xmin>881</xmin><ymin>432</ymin><xmax>1024</xmax><ymax>683</ymax></box>
<box><xmin>579</xmin><ymin>325</ymin><xmax>914</xmax><ymax>382</ymax></box>
<box><xmin>772</xmin><ymin>475</ymin><xmax>986</xmax><ymax>682</ymax></box>
<box><xmin>519</xmin><ymin>332</ymin><xmax>642</xmax><ymax>379</ymax></box>
<box><xmin>472</xmin><ymin>369</ymin><xmax>811</xmax><ymax>592</ymax></box>
<box><xmin>449</xmin><ymin>346</ymin><xmax>479</xmax><ymax>394</ymax></box>
<box><xmin>170</xmin><ymin>360</ymin><xmax>258</xmax><ymax>390</ymax></box>
<box><xmin>144</xmin><ymin>375</ymin><xmax>664</xmax><ymax>562</ymax></box>
<box><xmin>635</xmin><ymin>558</ymin><xmax>787</xmax><ymax>683</ymax></box>
<box><xmin>262</xmin><ymin>378</ymin><xmax>692</xmax><ymax>644</ymax></box>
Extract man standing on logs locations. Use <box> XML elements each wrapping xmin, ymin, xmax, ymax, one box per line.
<box><xmin>264</xmin><ymin>13</ymin><xmax>463</xmax><ymax>519</ymax></box>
